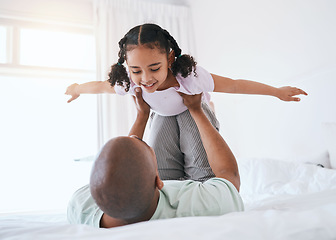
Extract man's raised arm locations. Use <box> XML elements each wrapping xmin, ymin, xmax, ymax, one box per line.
<box><xmin>179</xmin><ymin>93</ymin><xmax>240</xmax><ymax>191</ymax></box>
<box><xmin>128</xmin><ymin>87</ymin><xmax>150</xmax><ymax>139</ymax></box>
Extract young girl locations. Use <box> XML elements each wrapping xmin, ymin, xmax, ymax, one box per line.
<box><xmin>66</xmin><ymin>23</ymin><xmax>307</xmax><ymax>182</ymax></box>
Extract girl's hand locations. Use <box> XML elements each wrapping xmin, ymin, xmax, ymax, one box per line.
<box><xmin>65</xmin><ymin>83</ymin><xmax>80</xmax><ymax>103</ymax></box>
<box><xmin>133</xmin><ymin>87</ymin><xmax>150</xmax><ymax>117</ymax></box>
<box><xmin>276</xmin><ymin>86</ymin><xmax>308</xmax><ymax>102</ymax></box>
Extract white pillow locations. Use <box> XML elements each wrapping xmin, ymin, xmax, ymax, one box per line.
<box><xmin>323</xmin><ymin>122</ymin><xmax>336</xmax><ymax>169</ymax></box>
<box><xmin>287</xmin><ymin>151</ymin><xmax>331</xmax><ymax>168</ymax></box>
<box><xmin>238</xmin><ymin>157</ymin><xmax>336</xmax><ymax>196</ymax></box>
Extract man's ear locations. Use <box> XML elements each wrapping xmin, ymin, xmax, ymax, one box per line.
<box><xmin>155</xmin><ymin>175</ymin><xmax>164</xmax><ymax>190</ymax></box>
<box><xmin>168</xmin><ymin>50</ymin><xmax>175</xmax><ymax>67</ymax></box>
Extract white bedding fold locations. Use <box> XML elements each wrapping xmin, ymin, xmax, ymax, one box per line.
<box><xmin>1</xmin><ymin>158</ymin><xmax>336</xmax><ymax>240</ymax></box>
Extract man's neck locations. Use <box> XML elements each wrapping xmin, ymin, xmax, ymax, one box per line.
<box><xmin>141</xmin><ymin>188</ymin><xmax>161</xmax><ymax>221</ymax></box>
<box><xmin>123</xmin><ymin>188</ymin><xmax>161</xmax><ymax>225</ymax></box>
<box><xmin>100</xmin><ymin>188</ymin><xmax>161</xmax><ymax>228</ymax></box>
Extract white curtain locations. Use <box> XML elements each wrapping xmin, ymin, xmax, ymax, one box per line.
<box><xmin>93</xmin><ymin>0</ymin><xmax>195</xmax><ymax>149</ymax></box>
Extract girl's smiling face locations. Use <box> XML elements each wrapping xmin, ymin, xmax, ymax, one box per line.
<box><xmin>126</xmin><ymin>45</ymin><xmax>173</xmax><ymax>93</ymax></box>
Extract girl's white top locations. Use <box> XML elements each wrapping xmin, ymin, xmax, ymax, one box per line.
<box><xmin>114</xmin><ymin>66</ymin><xmax>214</xmax><ymax>116</ymax></box>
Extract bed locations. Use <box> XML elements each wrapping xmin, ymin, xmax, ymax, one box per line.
<box><xmin>1</xmin><ymin>157</ymin><xmax>336</xmax><ymax>240</ymax></box>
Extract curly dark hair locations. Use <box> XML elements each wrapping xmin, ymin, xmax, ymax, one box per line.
<box><xmin>108</xmin><ymin>23</ymin><xmax>197</xmax><ymax>92</ymax></box>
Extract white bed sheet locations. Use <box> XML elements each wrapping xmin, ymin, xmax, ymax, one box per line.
<box><xmin>1</xmin><ymin>158</ymin><xmax>336</xmax><ymax>240</ymax></box>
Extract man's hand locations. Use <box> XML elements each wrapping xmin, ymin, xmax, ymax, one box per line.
<box><xmin>276</xmin><ymin>86</ymin><xmax>308</xmax><ymax>102</ymax></box>
<box><xmin>178</xmin><ymin>92</ymin><xmax>203</xmax><ymax>112</ymax></box>
<box><xmin>65</xmin><ymin>83</ymin><xmax>80</xmax><ymax>103</ymax></box>
<box><xmin>132</xmin><ymin>87</ymin><xmax>150</xmax><ymax>117</ymax></box>
<box><xmin>128</xmin><ymin>87</ymin><xmax>150</xmax><ymax>139</ymax></box>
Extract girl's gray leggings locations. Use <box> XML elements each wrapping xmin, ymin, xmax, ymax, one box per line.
<box><xmin>148</xmin><ymin>103</ymin><xmax>220</xmax><ymax>182</ymax></box>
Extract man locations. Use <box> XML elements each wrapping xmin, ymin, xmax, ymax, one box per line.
<box><xmin>67</xmin><ymin>88</ymin><xmax>244</xmax><ymax>228</ymax></box>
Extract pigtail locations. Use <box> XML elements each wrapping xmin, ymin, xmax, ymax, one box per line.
<box><xmin>162</xmin><ymin>29</ymin><xmax>197</xmax><ymax>78</ymax></box>
<box><xmin>107</xmin><ymin>37</ymin><xmax>131</xmax><ymax>92</ymax></box>
<box><xmin>171</xmin><ymin>54</ymin><xmax>197</xmax><ymax>78</ymax></box>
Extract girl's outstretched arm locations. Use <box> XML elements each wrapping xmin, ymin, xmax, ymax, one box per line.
<box><xmin>211</xmin><ymin>74</ymin><xmax>308</xmax><ymax>102</ymax></box>
<box><xmin>65</xmin><ymin>81</ymin><xmax>116</xmax><ymax>103</ymax></box>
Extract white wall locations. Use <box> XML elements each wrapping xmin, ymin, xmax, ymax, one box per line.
<box><xmin>188</xmin><ymin>0</ymin><xmax>336</xmax><ymax>162</ymax></box>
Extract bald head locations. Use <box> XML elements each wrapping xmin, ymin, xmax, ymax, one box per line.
<box><xmin>90</xmin><ymin>136</ymin><xmax>158</xmax><ymax>222</ymax></box>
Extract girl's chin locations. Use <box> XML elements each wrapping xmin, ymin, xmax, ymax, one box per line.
<box><xmin>142</xmin><ymin>87</ymin><xmax>156</xmax><ymax>93</ymax></box>
<box><xmin>141</xmin><ymin>82</ymin><xmax>158</xmax><ymax>92</ymax></box>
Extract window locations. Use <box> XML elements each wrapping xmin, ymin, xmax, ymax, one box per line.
<box><xmin>0</xmin><ymin>19</ymin><xmax>97</xmax><ymax>213</ymax></box>
<box><xmin>20</xmin><ymin>28</ymin><xmax>95</xmax><ymax>70</ymax></box>
<box><xmin>0</xmin><ymin>26</ymin><xmax>7</xmax><ymax>63</ymax></box>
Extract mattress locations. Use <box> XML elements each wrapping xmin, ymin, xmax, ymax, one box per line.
<box><xmin>1</xmin><ymin>158</ymin><xmax>336</xmax><ymax>240</ymax></box>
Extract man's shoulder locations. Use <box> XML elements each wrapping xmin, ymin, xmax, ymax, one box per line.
<box><xmin>162</xmin><ymin>178</ymin><xmax>235</xmax><ymax>193</ymax></box>
<box><xmin>162</xmin><ymin>178</ymin><xmax>241</xmax><ymax>206</ymax></box>
<box><xmin>162</xmin><ymin>177</ymin><xmax>230</xmax><ymax>184</ymax></box>
<box><xmin>153</xmin><ymin>178</ymin><xmax>243</xmax><ymax>220</ymax></box>
<box><xmin>204</xmin><ymin>177</ymin><xmax>236</xmax><ymax>186</ymax></box>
